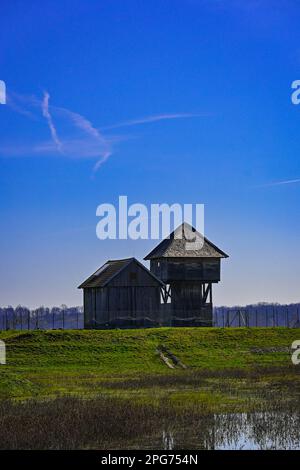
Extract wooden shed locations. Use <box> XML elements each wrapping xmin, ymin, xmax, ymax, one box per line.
<box><xmin>144</xmin><ymin>222</ymin><xmax>228</xmax><ymax>327</ymax></box>
<box><xmin>78</xmin><ymin>258</ymin><xmax>165</xmax><ymax>329</ymax></box>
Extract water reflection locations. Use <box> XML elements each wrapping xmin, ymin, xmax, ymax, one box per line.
<box><xmin>158</xmin><ymin>412</ymin><xmax>300</xmax><ymax>450</ymax></box>
<box><xmin>162</xmin><ymin>431</ymin><xmax>174</xmax><ymax>450</ymax></box>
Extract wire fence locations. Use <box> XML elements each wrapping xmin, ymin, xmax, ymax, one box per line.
<box><xmin>0</xmin><ymin>307</ymin><xmax>84</xmax><ymax>330</ymax></box>
<box><xmin>213</xmin><ymin>306</ymin><xmax>300</xmax><ymax>328</ymax></box>
<box><xmin>0</xmin><ymin>305</ymin><xmax>299</xmax><ymax>330</ymax></box>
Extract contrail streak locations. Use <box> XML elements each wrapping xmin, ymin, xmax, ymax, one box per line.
<box><xmin>101</xmin><ymin>112</ymin><xmax>210</xmax><ymax>130</ymax></box>
<box><xmin>41</xmin><ymin>92</ymin><xmax>63</xmax><ymax>152</ymax></box>
<box><xmin>55</xmin><ymin>107</ymin><xmax>112</xmax><ymax>171</ymax></box>
<box><xmin>261</xmin><ymin>178</ymin><xmax>300</xmax><ymax>187</ymax></box>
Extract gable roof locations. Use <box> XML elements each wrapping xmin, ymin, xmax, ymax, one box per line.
<box><xmin>78</xmin><ymin>257</ymin><xmax>164</xmax><ymax>289</ymax></box>
<box><xmin>144</xmin><ymin>222</ymin><xmax>229</xmax><ymax>260</ymax></box>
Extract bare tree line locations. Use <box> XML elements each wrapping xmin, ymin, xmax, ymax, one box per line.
<box><xmin>0</xmin><ymin>303</ymin><xmax>299</xmax><ymax>330</ymax></box>
<box><xmin>0</xmin><ymin>305</ymin><xmax>83</xmax><ymax>330</ymax></box>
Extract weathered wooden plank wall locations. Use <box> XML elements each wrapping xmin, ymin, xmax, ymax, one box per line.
<box><xmin>150</xmin><ymin>258</ymin><xmax>220</xmax><ymax>282</ymax></box>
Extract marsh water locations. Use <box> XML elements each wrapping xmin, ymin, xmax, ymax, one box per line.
<box><xmin>1</xmin><ymin>398</ymin><xmax>300</xmax><ymax>449</ymax></box>
<box><xmin>138</xmin><ymin>411</ymin><xmax>300</xmax><ymax>450</ymax></box>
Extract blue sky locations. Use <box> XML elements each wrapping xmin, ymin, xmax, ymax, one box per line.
<box><xmin>1</xmin><ymin>0</ymin><xmax>300</xmax><ymax>307</ymax></box>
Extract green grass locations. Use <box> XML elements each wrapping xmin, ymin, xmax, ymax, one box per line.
<box><xmin>0</xmin><ymin>327</ymin><xmax>299</xmax><ymax>410</ymax></box>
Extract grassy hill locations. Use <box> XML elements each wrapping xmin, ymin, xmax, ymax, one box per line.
<box><xmin>0</xmin><ymin>327</ymin><xmax>299</xmax><ymax>404</ymax></box>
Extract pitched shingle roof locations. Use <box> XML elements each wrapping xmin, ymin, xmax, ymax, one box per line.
<box><xmin>78</xmin><ymin>257</ymin><xmax>164</xmax><ymax>288</ymax></box>
<box><xmin>144</xmin><ymin>222</ymin><xmax>229</xmax><ymax>260</ymax></box>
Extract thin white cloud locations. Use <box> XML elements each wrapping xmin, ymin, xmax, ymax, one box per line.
<box><xmin>3</xmin><ymin>92</ymin><xmax>114</xmax><ymax>170</ymax></box>
<box><xmin>101</xmin><ymin>112</ymin><xmax>210</xmax><ymax>130</ymax></box>
<box><xmin>41</xmin><ymin>92</ymin><xmax>63</xmax><ymax>153</ymax></box>
<box><xmin>92</xmin><ymin>152</ymin><xmax>111</xmax><ymax>173</ymax></box>
<box><xmin>53</xmin><ymin>105</ymin><xmax>112</xmax><ymax>171</ymax></box>
<box><xmin>260</xmin><ymin>178</ymin><xmax>300</xmax><ymax>187</ymax></box>
<box><xmin>6</xmin><ymin>94</ymin><xmax>37</xmax><ymax>119</ymax></box>
<box><xmin>1</xmin><ymin>91</ymin><xmax>210</xmax><ymax>173</ymax></box>
<box><xmin>0</xmin><ymin>135</ymin><xmax>124</xmax><ymax>160</ymax></box>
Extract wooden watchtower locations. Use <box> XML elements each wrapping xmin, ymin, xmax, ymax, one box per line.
<box><xmin>144</xmin><ymin>222</ymin><xmax>228</xmax><ymax>327</ymax></box>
